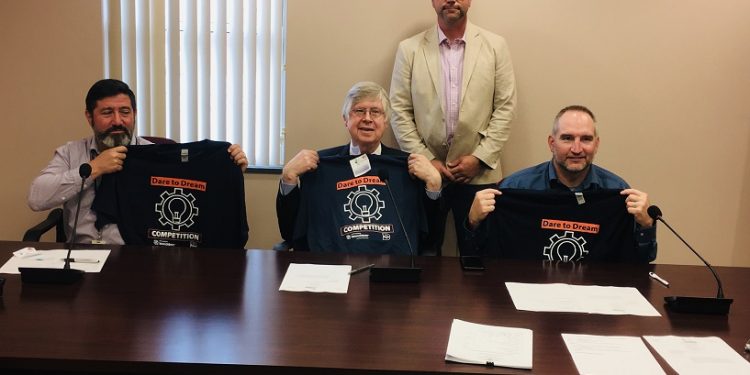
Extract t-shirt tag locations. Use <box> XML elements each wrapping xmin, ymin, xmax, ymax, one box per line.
<box><xmin>575</xmin><ymin>192</ymin><xmax>586</xmax><ymax>205</ymax></box>
<box><xmin>181</xmin><ymin>148</ymin><xmax>189</xmax><ymax>162</ymax></box>
<box><xmin>349</xmin><ymin>154</ymin><xmax>371</xmax><ymax>177</ymax></box>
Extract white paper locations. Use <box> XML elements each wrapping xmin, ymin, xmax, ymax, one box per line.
<box><xmin>505</xmin><ymin>282</ymin><xmax>660</xmax><ymax>316</ymax></box>
<box><xmin>0</xmin><ymin>249</ymin><xmax>110</xmax><ymax>274</ymax></box>
<box><xmin>445</xmin><ymin>319</ymin><xmax>533</xmax><ymax>370</ymax></box>
<box><xmin>279</xmin><ymin>263</ymin><xmax>352</xmax><ymax>294</ymax></box>
<box><xmin>562</xmin><ymin>333</ymin><xmax>665</xmax><ymax>375</ymax></box>
<box><xmin>644</xmin><ymin>335</ymin><xmax>750</xmax><ymax>375</ymax></box>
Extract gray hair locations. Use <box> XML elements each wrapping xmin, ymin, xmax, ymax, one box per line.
<box><xmin>552</xmin><ymin>105</ymin><xmax>597</xmax><ymax>135</ymax></box>
<box><xmin>341</xmin><ymin>81</ymin><xmax>391</xmax><ymax>122</ymax></box>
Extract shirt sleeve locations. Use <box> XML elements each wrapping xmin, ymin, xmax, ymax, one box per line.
<box><xmin>635</xmin><ymin>224</ymin><xmax>658</xmax><ymax>262</ymax></box>
<box><xmin>28</xmin><ymin>143</ymin><xmax>93</xmax><ymax>211</ymax></box>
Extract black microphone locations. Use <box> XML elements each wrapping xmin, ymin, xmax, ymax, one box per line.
<box><xmin>368</xmin><ymin>169</ymin><xmax>421</xmax><ymax>283</ymax></box>
<box><xmin>20</xmin><ymin>163</ymin><xmax>91</xmax><ymax>284</ymax></box>
<box><xmin>647</xmin><ymin>205</ymin><xmax>732</xmax><ymax>314</ymax></box>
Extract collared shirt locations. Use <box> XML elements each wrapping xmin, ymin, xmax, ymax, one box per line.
<box><xmin>437</xmin><ymin>26</ymin><xmax>465</xmax><ymax>145</ymax></box>
<box><xmin>497</xmin><ymin>160</ymin><xmax>657</xmax><ymax>261</ymax></box>
<box><xmin>28</xmin><ymin>136</ymin><xmax>150</xmax><ymax>244</ymax></box>
<box><xmin>499</xmin><ymin>161</ymin><xmax>629</xmax><ymax>191</ymax></box>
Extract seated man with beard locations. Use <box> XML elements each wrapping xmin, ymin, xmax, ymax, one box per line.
<box><xmin>28</xmin><ymin>79</ymin><xmax>248</xmax><ymax>245</ymax></box>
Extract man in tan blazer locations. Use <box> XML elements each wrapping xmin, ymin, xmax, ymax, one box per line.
<box><xmin>390</xmin><ymin>0</ymin><xmax>516</xmax><ymax>255</ymax></box>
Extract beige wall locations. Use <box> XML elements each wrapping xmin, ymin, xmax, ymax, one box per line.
<box><xmin>2</xmin><ymin>0</ymin><xmax>749</xmax><ymax>266</ymax></box>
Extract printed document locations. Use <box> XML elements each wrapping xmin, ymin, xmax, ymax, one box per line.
<box><xmin>505</xmin><ymin>282</ymin><xmax>660</xmax><ymax>316</ymax></box>
<box><xmin>1</xmin><ymin>249</ymin><xmax>110</xmax><ymax>274</ymax></box>
<box><xmin>279</xmin><ymin>263</ymin><xmax>351</xmax><ymax>294</ymax></box>
<box><xmin>643</xmin><ymin>335</ymin><xmax>750</xmax><ymax>375</ymax></box>
<box><xmin>562</xmin><ymin>333</ymin><xmax>665</xmax><ymax>375</ymax></box>
<box><xmin>445</xmin><ymin>318</ymin><xmax>533</xmax><ymax>370</ymax></box>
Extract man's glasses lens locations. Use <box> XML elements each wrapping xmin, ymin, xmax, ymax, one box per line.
<box><xmin>352</xmin><ymin>108</ymin><xmax>383</xmax><ymax>119</ymax></box>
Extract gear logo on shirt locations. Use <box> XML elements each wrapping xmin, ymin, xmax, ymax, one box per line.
<box><xmin>543</xmin><ymin>231</ymin><xmax>588</xmax><ymax>262</ymax></box>
<box><xmin>155</xmin><ymin>188</ymin><xmax>200</xmax><ymax>230</ymax></box>
<box><xmin>343</xmin><ymin>185</ymin><xmax>385</xmax><ymax>223</ymax></box>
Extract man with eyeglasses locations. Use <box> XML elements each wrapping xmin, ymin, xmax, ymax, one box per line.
<box><xmin>389</xmin><ymin>0</ymin><xmax>517</xmax><ymax>255</ymax></box>
<box><xmin>276</xmin><ymin>81</ymin><xmax>442</xmax><ymax>254</ymax></box>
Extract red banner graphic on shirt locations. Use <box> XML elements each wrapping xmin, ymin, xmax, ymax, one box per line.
<box><xmin>541</xmin><ymin>219</ymin><xmax>599</xmax><ymax>234</ymax></box>
<box><xmin>150</xmin><ymin>176</ymin><xmax>207</xmax><ymax>192</ymax></box>
<box><xmin>336</xmin><ymin>176</ymin><xmax>385</xmax><ymax>190</ymax></box>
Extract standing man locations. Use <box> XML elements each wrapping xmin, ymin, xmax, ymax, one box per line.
<box><xmin>28</xmin><ymin>79</ymin><xmax>248</xmax><ymax>244</ymax></box>
<box><xmin>390</xmin><ymin>0</ymin><xmax>516</xmax><ymax>255</ymax></box>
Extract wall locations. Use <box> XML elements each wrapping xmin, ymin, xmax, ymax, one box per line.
<box><xmin>0</xmin><ymin>0</ymin><xmax>103</xmax><ymax>241</ymax></box>
<box><xmin>2</xmin><ymin>0</ymin><xmax>749</xmax><ymax>266</ymax></box>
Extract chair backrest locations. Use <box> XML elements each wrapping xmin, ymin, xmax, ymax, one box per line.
<box><xmin>23</xmin><ymin>208</ymin><xmax>66</xmax><ymax>242</ymax></box>
<box><xmin>142</xmin><ymin>136</ymin><xmax>177</xmax><ymax>145</ymax></box>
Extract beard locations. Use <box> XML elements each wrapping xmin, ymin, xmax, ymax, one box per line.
<box><xmin>555</xmin><ymin>156</ymin><xmax>591</xmax><ymax>176</ymax></box>
<box><xmin>96</xmin><ymin>125</ymin><xmax>133</xmax><ymax>150</ymax></box>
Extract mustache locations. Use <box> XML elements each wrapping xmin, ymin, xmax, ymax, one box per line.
<box><xmin>103</xmin><ymin>125</ymin><xmax>131</xmax><ymax>137</ymax></box>
<box><xmin>442</xmin><ymin>4</ymin><xmax>462</xmax><ymax>11</ymax></box>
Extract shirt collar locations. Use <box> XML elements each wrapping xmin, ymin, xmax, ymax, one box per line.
<box><xmin>437</xmin><ymin>25</ymin><xmax>465</xmax><ymax>45</ymax></box>
<box><xmin>349</xmin><ymin>142</ymin><xmax>382</xmax><ymax>156</ymax></box>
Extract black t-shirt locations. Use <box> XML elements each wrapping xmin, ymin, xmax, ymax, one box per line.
<box><xmin>478</xmin><ymin>189</ymin><xmax>640</xmax><ymax>262</ymax></box>
<box><xmin>93</xmin><ymin>140</ymin><xmax>249</xmax><ymax>248</ymax></box>
<box><xmin>295</xmin><ymin>154</ymin><xmax>425</xmax><ymax>254</ymax></box>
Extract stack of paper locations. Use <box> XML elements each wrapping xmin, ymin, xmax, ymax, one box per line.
<box><xmin>562</xmin><ymin>333</ymin><xmax>665</xmax><ymax>375</ymax></box>
<box><xmin>644</xmin><ymin>336</ymin><xmax>750</xmax><ymax>374</ymax></box>
<box><xmin>505</xmin><ymin>282</ymin><xmax>660</xmax><ymax>316</ymax></box>
<box><xmin>278</xmin><ymin>263</ymin><xmax>351</xmax><ymax>293</ymax></box>
<box><xmin>445</xmin><ymin>319</ymin><xmax>533</xmax><ymax>370</ymax></box>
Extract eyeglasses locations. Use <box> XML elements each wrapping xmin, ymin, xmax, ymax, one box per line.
<box><xmin>350</xmin><ymin>107</ymin><xmax>384</xmax><ymax>119</ymax></box>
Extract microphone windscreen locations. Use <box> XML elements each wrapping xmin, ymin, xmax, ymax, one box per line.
<box><xmin>647</xmin><ymin>205</ymin><xmax>662</xmax><ymax>220</ymax></box>
<box><xmin>377</xmin><ymin>169</ymin><xmax>389</xmax><ymax>182</ymax></box>
<box><xmin>79</xmin><ymin>163</ymin><xmax>92</xmax><ymax>179</ymax></box>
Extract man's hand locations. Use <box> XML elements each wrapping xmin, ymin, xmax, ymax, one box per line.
<box><xmin>408</xmin><ymin>154</ymin><xmax>442</xmax><ymax>191</ymax></box>
<box><xmin>281</xmin><ymin>149</ymin><xmax>319</xmax><ymax>185</ymax></box>
<box><xmin>621</xmin><ymin>188</ymin><xmax>654</xmax><ymax>228</ymax></box>
<box><xmin>431</xmin><ymin>159</ymin><xmax>454</xmax><ymax>182</ymax></box>
<box><xmin>90</xmin><ymin>146</ymin><xmax>128</xmax><ymax>179</ymax></box>
<box><xmin>447</xmin><ymin>155</ymin><xmax>482</xmax><ymax>184</ymax></box>
<box><xmin>468</xmin><ymin>188</ymin><xmax>502</xmax><ymax>229</ymax></box>
<box><xmin>228</xmin><ymin>144</ymin><xmax>248</xmax><ymax>169</ymax></box>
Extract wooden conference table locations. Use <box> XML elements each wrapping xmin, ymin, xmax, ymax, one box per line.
<box><xmin>0</xmin><ymin>240</ymin><xmax>748</xmax><ymax>374</ymax></box>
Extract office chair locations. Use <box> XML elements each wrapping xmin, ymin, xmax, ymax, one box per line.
<box><xmin>23</xmin><ymin>208</ymin><xmax>66</xmax><ymax>242</ymax></box>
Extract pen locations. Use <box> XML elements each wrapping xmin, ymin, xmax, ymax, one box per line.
<box><xmin>64</xmin><ymin>258</ymin><xmax>100</xmax><ymax>264</ymax></box>
<box><xmin>649</xmin><ymin>272</ymin><xmax>669</xmax><ymax>287</ymax></box>
<box><xmin>349</xmin><ymin>264</ymin><xmax>375</xmax><ymax>275</ymax></box>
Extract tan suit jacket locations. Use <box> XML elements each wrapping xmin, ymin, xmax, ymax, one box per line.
<box><xmin>389</xmin><ymin>22</ymin><xmax>516</xmax><ymax>185</ymax></box>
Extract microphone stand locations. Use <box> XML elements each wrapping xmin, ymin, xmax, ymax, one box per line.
<box><xmin>650</xmin><ymin>206</ymin><xmax>732</xmax><ymax>314</ymax></box>
<box><xmin>20</xmin><ymin>164</ymin><xmax>91</xmax><ymax>284</ymax></box>
<box><xmin>369</xmin><ymin>170</ymin><xmax>421</xmax><ymax>283</ymax></box>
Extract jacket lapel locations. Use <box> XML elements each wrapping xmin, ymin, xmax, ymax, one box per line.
<box><xmin>421</xmin><ymin>27</ymin><xmax>444</xmax><ymax>114</ymax></box>
<box><xmin>461</xmin><ymin>22</ymin><xmax>481</xmax><ymax>107</ymax></box>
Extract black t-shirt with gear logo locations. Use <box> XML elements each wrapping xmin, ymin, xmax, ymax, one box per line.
<box><xmin>295</xmin><ymin>154</ymin><xmax>426</xmax><ymax>254</ymax></box>
<box><xmin>92</xmin><ymin>140</ymin><xmax>249</xmax><ymax>248</ymax></box>
<box><xmin>475</xmin><ymin>189</ymin><xmax>641</xmax><ymax>262</ymax></box>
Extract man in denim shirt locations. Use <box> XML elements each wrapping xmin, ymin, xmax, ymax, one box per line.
<box><xmin>467</xmin><ymin>105</ymin><xmax>656</xmax><ymax>262</ymax></box>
